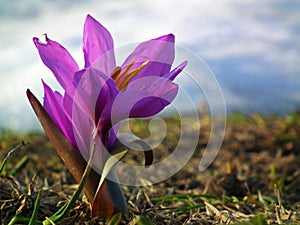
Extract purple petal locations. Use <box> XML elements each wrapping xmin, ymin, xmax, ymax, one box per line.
<box><xmin>71</xmin><ymin>95</ymin><xmax>112</xmax><ymax>165</ymax></box>
<box><xmin>73</xmin><ymin>68</ymin><xmax>119</xmax><ymax>124</ymax></box>
<box><xmin>107</xmin><ymin>76</ymin><xmax>178</xmax><ymax>126</ymax></box>
<box><xmin>71</xmin><ymin>97</ymin><xmax>97</xmax><ymax>158</ymax></box>
<box><xmin>83</xmin><ymin>14</ymin><xmax>116</xmax><ymax>74</ymax></box>
<box><xmin>108</xmin><ymin>123</ymin><xmax>120</xmax><ymax>148</ymax></box>
<box><xmin>163</xmin><ymin>61</ymin><xmax>188</xmax><ymax>81</ymax></box>
<box><xmin>63</xmin><ymin>92</ymin><xmax>73</xmax><ymax>119</ymax></box>
<box><xmin>62</xmin><ymin>84</ymin><xmax>103</xmax><ymax>158</ymax></box>
<box><xmin>33</xmin><ymin>37</ymin><xmax>78</xmax><ymax>95</ymax></box>
<box><xmin>43</xmin><ymin>81</ymin><xmax>76</xmax><ymax>148</ymax></box>
<box><xmin>121</xmin><ymin>34</ymin><xmax>175</xmax><ymax>80</ymax></box>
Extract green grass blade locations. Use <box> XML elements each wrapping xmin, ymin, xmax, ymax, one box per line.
<box><xmin>8</xmin><ymin>216</ymin><xmax>43</xmax><ymax>225</ymax></box>
<box><xmin>107</xmin><ymin>212</ymin><xmax>122</xmax><ymax>225</ymax></box>
<box><xmin>136</xmin><ymin>215</ymin><xmax>154</xmax><ymax>225</ymax></box>
<box><xmin>28</xmin><ymin>189</ymin><xmax>43</xmax><ymax>225</ymax></box>
<box><xmin>42</xmin><ymin>144</ymin><xmax>96</xmax><ymax>225</ymax></box>
<box><xmin>0</xmin><ymin>141</ymin><xmax>28</xmax><ymax>175</ymax></box>
<box><xmin>9</xmin><ymin>155</ymin><xmax>29</xmax><ymax>176</ymax></box>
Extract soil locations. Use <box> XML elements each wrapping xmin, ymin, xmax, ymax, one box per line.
<box><xmin>0</xmin><ymin>112</ymin><xmax>300</xmax><ymax>224</ymax></box>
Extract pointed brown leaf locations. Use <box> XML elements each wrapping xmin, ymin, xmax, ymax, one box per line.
<box><xmin>26</xmin><ymin>89</ymin><xmax>100</xmax><ymax>202</ymax></box>
<box><xmin>91</xmin><ymin>179</ymin><xmax>116</xmax><ymax>219</ymax></box>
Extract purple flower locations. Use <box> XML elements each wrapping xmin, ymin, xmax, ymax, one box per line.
<box><xmin>32</xmin><ymin>14</ymin><xmax>187</xmax><ymax>218</ymax></box>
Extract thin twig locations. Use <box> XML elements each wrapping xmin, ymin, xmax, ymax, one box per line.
<box><xmin>0</xmin><ymin>141</ymin><xmax>29</xmax><ymax>174</ymax></box>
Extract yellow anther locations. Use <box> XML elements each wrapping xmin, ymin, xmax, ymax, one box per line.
<box><xmin>114</xmin><ymin>60</ymin><xmax>135</xmax><ymax>84</ymax></box>
<box><xmin>112</xmin><ymin>60</ymin><xmax>149</xmax><ymax>91</ymax></box>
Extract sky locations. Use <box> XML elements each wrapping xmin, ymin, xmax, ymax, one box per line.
<box><xmin>0</xmin><ymin>0</ymin><xmax>299</xmax><ymax>131</ymax></box>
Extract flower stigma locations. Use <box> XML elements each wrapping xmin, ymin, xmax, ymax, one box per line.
<box><xmin>110</xmin><ymin>60</ymin><xmax>149</xmax><ymax>91</ymax></box>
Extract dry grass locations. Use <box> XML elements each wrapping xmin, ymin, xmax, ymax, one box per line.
<box><xmin>1</xmin><ymin>112</ymin><xmax>300</xmax><ymax>224</ymax></box>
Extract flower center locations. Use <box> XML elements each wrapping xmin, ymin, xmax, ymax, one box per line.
<box><xmin>110</xmin><ymin>60</ymin><xmax>149</xmax><ymax>91</ymax></box>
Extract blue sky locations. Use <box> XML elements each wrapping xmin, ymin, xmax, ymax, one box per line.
<box><xmin>0</xmin><ymin>0</ymin><xmax>299</xmax><ymax>130</ymax></box>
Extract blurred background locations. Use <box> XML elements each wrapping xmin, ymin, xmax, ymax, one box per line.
<box><xmin>0</xmin><ymin>0</ymin><xmax>299</xmax><ymax>131</ymax></box>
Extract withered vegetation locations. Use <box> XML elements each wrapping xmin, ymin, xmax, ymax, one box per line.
<box><xmin>1</xmin><ymin>112</ymin><xmax>300</xmax><ymax>224</ymax></box>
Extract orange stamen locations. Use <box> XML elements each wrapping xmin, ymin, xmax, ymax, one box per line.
<box><xmin>111</xmin><ymin>60</ymin><xmax>149</xmax><ymax>91</ymax></box>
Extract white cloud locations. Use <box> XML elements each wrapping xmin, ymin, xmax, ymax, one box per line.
<box><xmin>0</xmin><ymin>0</ymin><xmax>300</xmax><ymax>130</ymax></box>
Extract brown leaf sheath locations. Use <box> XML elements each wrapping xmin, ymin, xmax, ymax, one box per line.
<box><xmin>26</xmin><ymin>89</ymin><xmax>100</xmax><ymax>203</ymax></box>
<box><xmin>92</xmin><ymin>175</ymin><xmax>128</xmax><ymax>219</ymax></box>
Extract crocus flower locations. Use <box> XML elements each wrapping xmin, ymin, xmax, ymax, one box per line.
<box><xmin>28</xmin><ymin>14</ymin><xmax>187</xmax><ymax>219</ymax></box>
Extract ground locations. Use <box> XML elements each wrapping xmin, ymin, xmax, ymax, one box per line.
<box><xmin>0</xmin><ymin>112</ymin><xmax>300</xmax><ymax>224</ymax></box>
